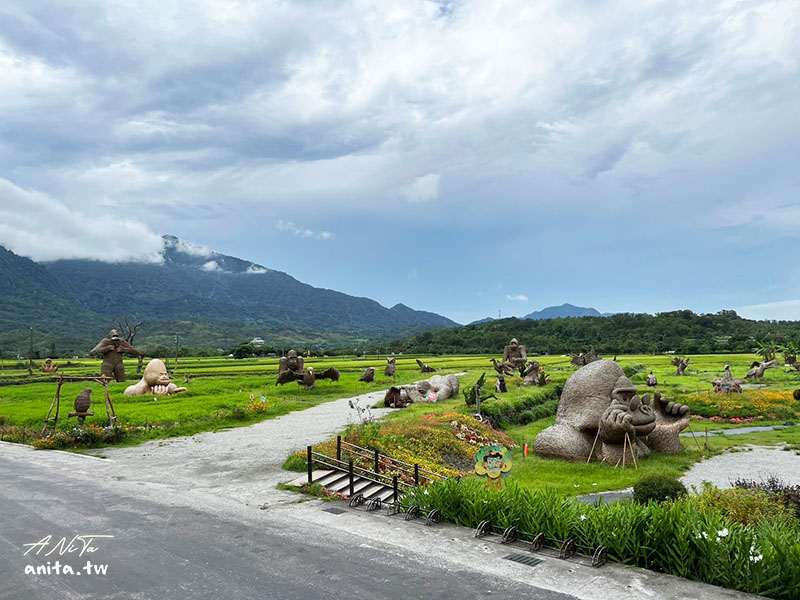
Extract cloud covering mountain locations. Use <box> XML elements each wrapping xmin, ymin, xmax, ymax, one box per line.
<box><xmin>0</xmin><ymin>1</ymin><xmax>798</xmax><ymax>322</ymax></box>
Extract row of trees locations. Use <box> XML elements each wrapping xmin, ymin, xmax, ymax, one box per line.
<box><xmin>374</xmin><ymin>310</ymin><xmax>800</xmax><ymax>356</ymax></box>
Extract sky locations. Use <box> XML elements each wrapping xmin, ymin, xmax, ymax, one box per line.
<box><xmin>0</xmin><ymin>0</ymin><xmax>799</xmax><ymax>325</ymax></box>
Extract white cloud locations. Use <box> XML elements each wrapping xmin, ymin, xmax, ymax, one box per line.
<box><xmin>163</xmin><ymin>236</ymin><xmax>212</xmax><ymax>257</ymax></box>
<box><xmin>402</xmin><ymin>173</ymin><xmax>440</xmax><ymax>203</ymax></box>
<box><xmin>276</xmin><ymin>220</ymin><xmax>333</xmax><ymax>240</ymax></box>
<box><xmin>0</xmin><ymin>177</ymin><xmax>163</xmax><ymax>262</ymax></box>
<box><xmin>277</xmin><ymin>220</ymin><xmax>313</xmax><ymax>238</ymax></box>
<box><xmin>736</xmin><ymin>299</ymin><xmax>800</xmax><ymax>321</ymax></box>
<box><xmin>245</xmin><ymin>264</ymin><xmax>268</xmax><ymax>274</ymax></box>
<box><xmin>201</xmin><ymin>260</ymin><xmax>222</xmax><ymax>271</ymax></box>
<box><xmin>505</xmin><ymin>294</ymin><xmax>529</xmax><ymax>302</ymax></box>
<box><xmin>0</xmin><ymin>0</ymin><xmax>797</xmax><ymax>276</ymax></box>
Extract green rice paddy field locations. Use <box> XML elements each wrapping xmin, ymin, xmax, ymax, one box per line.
<box><xmin>1</xmin><ymin>353</ymin><xmax>798</xmax><ymax>455</ymax></box>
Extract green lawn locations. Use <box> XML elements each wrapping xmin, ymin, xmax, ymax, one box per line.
<box><xmin>371</xmin><ymin>355</ymin><xmax>800</xmax><ymax>496</ymax></box>
<box><xmin>3</xmin><ymin>353</ymin><xmax>798</xmax><ymax>459</ymax></box>
<box><xmin>0</xmin><ymin>355</ymin><xmax>476</xmax><ymax>445</ymax></box>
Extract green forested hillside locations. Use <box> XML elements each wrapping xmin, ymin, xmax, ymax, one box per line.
<box><xmin>376</xmin><ymin>310</ymin><xmax>800</xmax><ymax>355</ymax></box>
<box><xmin>43</xmin><ymin>235</ymin><xmax>457</xmax><ymax>332</ymax></box>
<box><xmin>0</xmin><ymin>246</ymin><xmax>97</xmax><ymax>333</ymax></box>
<box><xmin>0</xmin><ymin>238</ymin><xmax>455</xmax><ymax>356</ymax></box>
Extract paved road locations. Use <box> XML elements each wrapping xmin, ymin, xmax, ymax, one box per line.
<box><xmin>0</xmin><ymin>383</ymin><xmax>759</xmax><ymax>600</ymax></box>
<box><xmin>0</xmin><ymin>451</ymin><xmax>574</xmax><ymax>600</ymax></box>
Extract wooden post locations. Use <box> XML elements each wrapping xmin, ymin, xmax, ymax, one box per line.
<box><xmin>102</xmin><ymin>379</ymin><xmax>116</xmax><ymax>426</ymax></box>
<box><xmin>622</xmin><ymin>435</ymin><xmax>627</xmax><ymax>469</ymax></box>
<box><xmin>336</xmin><ymin>435</ymin><xmax>342</xmax><ymax>462</ymax></box>
<box><xmin>625</xmin><ymin>432</ymin><xmax>638</xmax><ymax>470</ymax></box>
<box><xmin>374</xmin><ymin>448</ymin><xmax>380</xmax><ymax>476</ymax></box>
<box><xmin>393</xmin><ymin>475</ymin><xmax>398</xmax><ymax>505</ymax></box>
<box><xmin>53</xmin><ymin>381</ymin><xmax>62</xmax><ymax>430</ymax></box>
<box><xmin>42</xmin><ymin>379</ymin><xmax>63</xmax><ymax>433</ymax></box>
<box><xmin>587</xmin><ymin>429</ymin><xmax>601</xmax><ymax>464</ymax></box>
<box><xmin>307</xmin><ymin>446</ymin><xmax>313</xmax><ymax>484</ymax></box>
<box><xmin>349</xmin><ymin>460</ymin><xmax>354</xmax><ymax>497</ymax></box>
<box><xmin>414</xmin><ymin>463</ymin><xmax>419</xmax><ymax>487</ymax></box>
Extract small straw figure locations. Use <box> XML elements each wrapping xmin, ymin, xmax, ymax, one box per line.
<box><xmin>73</xmin><ymin>388</ymin><xmax>93</xmax><ymax>425</ymax></box>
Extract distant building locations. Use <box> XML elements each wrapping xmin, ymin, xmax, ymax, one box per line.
<box><xmin>250</xmin><ymin>337</ymin><xmax>266</xmax><ymax>347</ymax></box>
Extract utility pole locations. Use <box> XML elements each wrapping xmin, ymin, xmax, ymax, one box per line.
<box><xmin>174</xmin><ymin>333</ymin><xmax>179</xmax><ymax>370</ymax></box>
<box><xmin>28</xmin><ymin>327</ymin><xmax>34</xmax><ymax>375</ymax></box>
<box><xmin>498</xmin><ymin>309</ymin><xmax>501</xmax><ymax>319</ymax></box>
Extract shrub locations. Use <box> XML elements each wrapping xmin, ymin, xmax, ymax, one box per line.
<box><xmin>734</xmin><ymin>476</ymin><xmax>800</xmax><ymax>520</ymax></box>
<box><xmin>480</xmin><ymin>384</ymin><xmax>561</xmax><ymax>427</ymax></box>
<box><xmin>282</xmin><ymin>451</ymin><xmax>308</xmax><ymax>472</ymax></box>
<box><xmin>401</xmin><ymin>479</ymin><xmax>800</xmax><ymax>599</ymax></box>
<box><xmin>633</xmin><ymin>475</ymin><xmax>687</xmax><ymax>504</ymax></box>
<box><xmin>623</xmin><ymin>364</ymin><xmax>646</xmax><ymax>378</ymax></box>
<box><xmin>692</xmin><ymin>485</ymin><xmax>795</xmax><ymax>527</ymax></box>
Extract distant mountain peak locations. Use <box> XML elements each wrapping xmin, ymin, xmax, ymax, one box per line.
<box><xmin>159</xmin><ymin>235</ymin><xmax>271</xmax><ymax>275</ymax></box>
<box><xmin>468</xmin><ymin>317</ymin><xmax>495</xmax><ymax>325</ymax></box>
<box><xmin>523</xmin><ymin>303</ymin><xmax>604</xmax><ymax>320</ymax></box>
<box><xmin>161</xmin><ymin>234</ymin><xmax>213</xmax><ymax>258</ymax></box>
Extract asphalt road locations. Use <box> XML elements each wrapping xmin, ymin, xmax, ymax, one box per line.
<box><xmin>0</xmin><ymin>453</ymin><xmax>575</xmax><ymax>600</ymax></box>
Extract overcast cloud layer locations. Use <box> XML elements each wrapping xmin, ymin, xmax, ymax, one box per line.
<box><xmin>0</xmin><ymin>0</ymin><xmax>798</xmax><ymax>323</ymax></box>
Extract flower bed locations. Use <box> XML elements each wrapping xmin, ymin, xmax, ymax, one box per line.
<box><xmin>301</xmin><ymin>412</ymin><xmax>518</xmax><ymax>480</ymax></box>
<box><xmin>682</xmin><ymin>390</ymin><xmax>798</xmax><ymax>421</ymax></box>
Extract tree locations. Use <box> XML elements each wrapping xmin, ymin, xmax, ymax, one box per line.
<box><xmin>116</xmin><ymin>316</ymin><xmax>144</xmax><ymax>344</ymax></box>
<box><xmin>782</xmin><ymin>341</ymin><xmax>798</xmax><ymax>366</ymax></box>
<box><xmin>754</xmin><ymin>339</ymin><xmax>778</xmax><ymax>362</ymax></box>
<box><xmin>232</xmin><ymin>343</ymin><xmax>255</xmax><ymax>359</ymax></box>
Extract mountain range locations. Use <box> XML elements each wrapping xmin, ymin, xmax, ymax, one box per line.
<box><xmin>0</xmin><ymin>236</ymin><xmax>457</xmax><ymax>354</ymax></box>
<box><xmin>523</xmin><ymin>303</ymin><xmax>615</xmax><ymax>320</ymax></box>
<box><xmin>468</xmin><ymin>303</ymin><xmax>613</xmax><ymax>325</ymax></box>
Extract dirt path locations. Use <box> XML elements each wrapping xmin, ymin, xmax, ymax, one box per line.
<box><xmin>681</xmin><ymin>446</ymin><xmax>800</xmax><ymax>490</ymax></box>
<box><xmin>88</xmin><ymin>388</ymin><xmax>394</xmax><ymax>506</ymax></box>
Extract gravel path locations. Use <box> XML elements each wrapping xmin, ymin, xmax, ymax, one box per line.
<box><xmin>88</xmin><ymin>388</ymin><xmax>394</xmax><ymax>507</ymax></box>
<box><xmin>681</xmin><ymin>446</ymin><xmax>800</xmax><ymax>490</ymax></box>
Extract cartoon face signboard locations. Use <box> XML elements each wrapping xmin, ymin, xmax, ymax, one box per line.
<box><xmin>474</xmin><ymin>445</ymin><xmax>512</xmax><ymax>480</ymax></box>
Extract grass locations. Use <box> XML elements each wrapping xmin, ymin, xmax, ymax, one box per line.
<box><xmin>2</xmin><ymin>352</ymin><xmax>798</xmax><ymax>455</ymax></box>
<box><xmin>0</xmin><ymin>356</ymin><xmax>471</xmax><ymax>446</ymax></box>
<box><xmin>295</xmin><ymin>354</ymin><xmax>800</xmax><ymax>497</ymax></box>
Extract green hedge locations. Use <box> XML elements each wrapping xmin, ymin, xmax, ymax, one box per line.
<box><xmin>402</xmin><ymin>479</ymin><xmax>800</xmax><ymax>599</ymax></box>
<box><xmin>480</xmin><ymin>384</ymin><xmax>562</xmax><ymax>427</ymax></box>
<box><xmin>633</xmin><ymin>475</ymin><xmax>688</xmax><ymax>504</ymax></box>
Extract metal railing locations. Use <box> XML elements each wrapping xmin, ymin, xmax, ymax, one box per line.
<box><xmin>334</xmin><ymin>437</ymin><xmax>445</xmax><ymax>486</ymax></box>
<box><xmin>305</xmin><ymin>437</ymin><xmax>447</xmax><ymax>496</ymax></box>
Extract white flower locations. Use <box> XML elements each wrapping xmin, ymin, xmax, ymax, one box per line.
<box><xmin>580</xmin><ymin>515</ymin><xmax>587</xmax><ymax>521</ymax></box>
<box><xmin>424</xmin><ymin>489</ymin><xmax>429</xmax><ymax>495</ymax></box>
<box><xmin>592</xmin><ymin>483</ymin><xmax>598</xmax><ymax>486</ymax></box>
<box><xmin>573</xmin><ymin>484</ymin><xmax>579</xmax><ymax>488</ymax></box>
<box><xmin>717</xmin><ymin>528</ymin><xmax>729</xmax><ymax>538</ymax></box>
<box><xmin>750</xmin><ymin>554</ymin><xmax>763</xmax><ymax>563</ymax></box>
